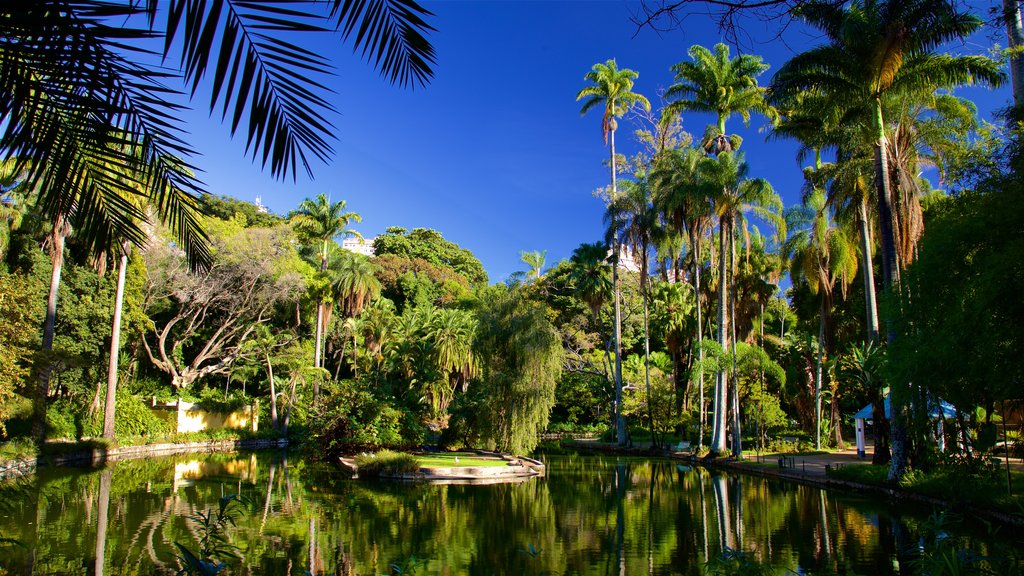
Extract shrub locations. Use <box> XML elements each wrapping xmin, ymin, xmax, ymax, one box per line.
<box><xmin>354</xmin><ymin>450</ymin><xmax>420</xmax><ymax>477</ymax></box>
<box><xmin>82</xmin><ymin>394</ymin><xmax>172</xmax><ymax>439</ymax></box>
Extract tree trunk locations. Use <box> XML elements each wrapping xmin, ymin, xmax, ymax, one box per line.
<box><xmin>103</xmin><ymin>242</ymin><xmax>130</xmax><ymax>440</ymax></box>
<box><xmin>858</xmin><ymin>198</ymin><xmax>879</xmax><ymax>344</ymax></box>
<box><xmin>710</xmin><ymin>216</ymin><xmax>730</xmax><ymax>456</ymax></box>
<box><xmin>611</xmin><ymin>126</ymin><xmax>626</xmax><ymax>447</ymax></box>
<box><xmin>34</xmin><ymin>219</ymin><xmax>68</xmax><ymax>441</ymax></box>
<box><xmin>1005</xmin><ymin>0</ymin><xmax>1024</xmax><ymax>112</ymax></box>
<box><xmin>874</xmin><ymin>99</ymin><xmax>908</xmax><ymax>482</ymax></box>
<box><xmin>729</xmin><ymin>231</ymin><xmax>741</xmax><ymax>458</ymax></box>
<box><xmin>693</xmin><ymin>231</ymin><xmax>705</xmax><ymax>451</ymax></box>
<box><xmin>815</xmin><ymin>301</ymin><xmax>825</xmax><ymax>450</ymax></box>
<box><xmin>266</xmin><ymin>353</ymin><xmax>279</xmax><ymax>430</ymax></box>
<box><xmin>642</xmin><ymin>244</ymin><xmax>654</xmax><ymax>448</ymax></box>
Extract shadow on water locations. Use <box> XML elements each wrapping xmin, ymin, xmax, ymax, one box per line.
<box><xmin>0</xmin><ymin>451</ymin><xmax>1022</xmax><ymax>575</ymax></box>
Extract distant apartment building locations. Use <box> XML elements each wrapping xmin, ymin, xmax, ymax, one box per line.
<box><xmin>609</xmin><ymin>244</ymin><xmax>643</xmax><ymax>274</ymax></box>
<box><xmin>341</xmin><ymin>236</ymin><xmax>375</xmax><ymax>257</ymax></box>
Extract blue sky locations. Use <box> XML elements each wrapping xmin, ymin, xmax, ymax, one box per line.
<box><xmin>183</xmin><ymin>1</ymin><xmax>1012</xmax><ymax>283</ymax></box>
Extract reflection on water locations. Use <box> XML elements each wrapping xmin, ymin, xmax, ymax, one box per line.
<box><xmin>0</xmin><ymin>451</ymin><xmax>1021</xmax><ymax>575</ymax></box>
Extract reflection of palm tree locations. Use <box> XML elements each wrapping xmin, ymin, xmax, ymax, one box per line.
<box><xmin>577</xmin><ymin>59</ymin><xmax>650</xmax><ymax>446</ymax></box>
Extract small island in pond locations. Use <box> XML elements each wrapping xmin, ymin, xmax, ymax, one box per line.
<box><xmin>339</xmin><ymin>450</ymin><xmax>545</xmax><ymax>484</ymax></box>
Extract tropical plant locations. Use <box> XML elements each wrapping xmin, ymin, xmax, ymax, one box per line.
<box><xmin>666</xmin><ymin>43</ymin><xmax>776</xmax><ymax>154</ymax></box>
<box><xmin>606</xmin><ymin>172</ymin><xmax>658</xmax><ymax>441</ymax></box>
<box><xmin>784</xmin><ymin>189</ymin><xmax>858</xmax><ymax>449</ymax></box>
<box><xmin>770</xmin><ymin>0</ymin><xmax>1004</xmax><ymax>480</ymax></box>
<box><xmin>577</xmin><ymin>59</ymin><xmax>651</xmax><ymax>446</ymax></box>
<box><xmin>697</xmin><ymin>150</ymin><xmax>782</xmax><ymax>456</ymax></box>
<box><xmin>290</xmin><ymin>194</ymin><xmax>362</xmax><ymax>376</ymax></box>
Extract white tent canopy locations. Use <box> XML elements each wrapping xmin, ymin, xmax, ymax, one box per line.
<box><xmin>853</xmin><ymin>394</ymin><xmax>958</xmax><ymax>458</ymax></box>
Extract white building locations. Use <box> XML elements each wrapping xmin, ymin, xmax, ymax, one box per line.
<box><xmin>341</xmin><ymin>236</ymin><xmax>375</xmax><ymax>257</ymax></box>
<box><xmin>609</xmin><ymin>245</ymin><xmax>643</xmax><ymax>274</ymax></box>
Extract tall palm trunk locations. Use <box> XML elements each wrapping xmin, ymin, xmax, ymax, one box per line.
<box><xmin>33</xmin><ymin>215</ymin><xmax>68</xmax><ymax>440</ymax></box>
<box><xmin>611</xmin><ymin>126</ymin><xmax>626</xmax><ymax>447</ymax></box>
<box><xmin>858</xmin><ymin>199</ymin><xmax>879</xmax><ymax>344</ymax></box>
<box><xmin>729</xmin><ymin>231</ymin><xmax>741</xmax><ymax>458</ymax></box>
<box><xmin>103</xmin><ymin>241</ymin><xmax>130</xmax><ymax>440</ymax></box>
<box><xmin>815</xmin><ymin>299</ymin><xmax>826</xmax><ymax>450</ymax></box>
<box><xmin>873</xmin><ymin>99</ymin><xmax>908</xmax><ymax>481</ymax></box>
<box><xmin>1005</xmin><ymin>0</ymin><xmax>1024</xmax><ymax>112</ymax></box>
<box><xmin>313</xmin><ymin>247</ymin><xmax>327</xmax><ymax>403</ymax></box>
<box><xmin>641</xmin><ymin>240</ymin><xmax>654</xmax><ymax>447</ymax></box>
<box><xmin>692</xmin><ymin>230</ymin><xmax>706</xmax><ymax>451</ymax></box>
<box><xmin>710</xmin><ymin>215</ymin><xmax>730</xmax><ymax>455</ymax></box>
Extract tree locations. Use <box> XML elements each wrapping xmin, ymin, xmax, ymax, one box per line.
<box><xmin>577</xmin><ymin>59</ymin><xmax>651</xmax><ymax>446</ymax></box>
<box><xmin>372</xmin><ymin>227</ymin><xmax>487</xmax><ymax>285</ymax></box>
<box><xmin>470</xmin><ymin>286</ymin><xmax>563</xmax><ymax>454</ymax></box>
<box><xmin>652</xmin><ymin>144</ymin><xmax>713</xmax><ymax>447</ymax></box>
<box><xmin>784</xmin><ymin>189</ymin><xmax>857</xmax><ymax>449</ymax></box>
<box><xmin>666</xmin><ymin>43</ymin><xmax>776</xmax><ymax>154</ymax></box>
<box><xmin>141</xmin><ymin>222</ymin><xmax>308</xmax><ymax>390</ymax></box>
<box><xmin>290</xmin><ymin>194</ymin><xmax>362</xmax><ymax>376</ymax></box>
<box><xmin>698</xmin><ymin>150</ymin><xmax>781</xmax><ymax>456</ymax></box>
<box><xmin>515</xmin><ymin>250</ymin><xmax>547</xmax><ymax>283</ymax></box>
<box><xmin>771</xmin><ymin>0</ymin><xmax>1004</xmax><ymax>480</ymax></box>
<box><xmin>606</xmin><ymin>173</ymin><xmax>658</xmax><ymax>441</ymax></box>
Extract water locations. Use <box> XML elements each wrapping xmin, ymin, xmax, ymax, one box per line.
<box><xmin>0</xmin><ymin>451</ymin><xmax>1020</xmax><ymax>575</ymax></box>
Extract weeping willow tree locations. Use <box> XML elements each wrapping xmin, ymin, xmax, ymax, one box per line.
<box><xmin>471</xmin><ymin>285</ymin><xmax>563</xmax><ymax>454</ymax></box>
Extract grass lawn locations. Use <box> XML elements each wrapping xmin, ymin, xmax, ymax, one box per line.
<box><xmin>414</xmin><ymin>452</ymin><xmax>509</xmax><ymax>468</ymax></box>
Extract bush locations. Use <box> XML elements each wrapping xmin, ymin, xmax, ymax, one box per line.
<box><xmin>81</xmin><ymin>394</ymin><xmax>172</xmax><ymax>439</ymax></box>
<box><xmin>308</xmin><ymin>380</ymin><xmax>425</xmax><ymax>458</ymax></box>
<box><xmin>45</xmin><ymin>398</ymin><xmax>79</xmax><ymax>439</ymax></box>
<box><xmin>354</xmin><ymin>450</ymin><xmax>420</xmax><ymax>477</ymax></box>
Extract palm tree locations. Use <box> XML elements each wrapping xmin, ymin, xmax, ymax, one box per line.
<box><xmin>568</xmin><ymin>242</ymin><xmax>613</xmax><ymax>323</ymax></box>
<box><xmin>291</xmin><ymin>194</ymin><xmax>362</xmax><ymax>378</ymax></box>
<box><xmin>698</xmin><ymin>150</ymin><xmax>782</xmax><ymax>457</ymax></box>
<box><xmin>577</xmin><ymin>59</ymin><xmax>651</xmax><ymax>446</ymax></box>
<box><xmin>426</xmin><ymin>308</ymin><xmax>476</xmax><ymax>427</ymax></box>
<box><xmin>515</xmin><ymin>250</ymin><xmax>547</xmax><ymax>283</ymax></box>
<box><xmin>771</xmin><ymin>0</ymin><xmax>1003</xmax><ymax>478</ymax></box>
<box><xmin>2</xmin><ymin>0</ymin><xmax>436</xmax><ymax>203</ymax></box>
<box><xmin>666</xmin><ymin>43</ymin><xmax>776</xmax><ymax>155</ymax></box>
<box><xmin>327</xmin><ymin>250</ymin><xmax>379</xmax><ymax>386</ymax></box>
<box><xmin>785</xmin><ymin>189</ymin><xmax>858</xmax><ymax>449</ymax></box>
<box><xmin>606</xmin><ymin>172</ymin><xmax>658</xmax><ymax>442</ymax></box>
<box><xmin>652</xmin><ymin>144</ymin><xmax>713</xmax><ymax>449</ymax></box>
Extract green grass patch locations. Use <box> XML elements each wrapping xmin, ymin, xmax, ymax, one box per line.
<box><xmin>355</xmin><ymin>450</ymin><xmax>421</xmax><ymax>477</ymax></box>
<box><xmin>831</xmin><ymin>461</ymin><xmax>1024</xmax><ymax>511</ymax></box>
<box><xmin>415</xmin><ymin>452</ymin><xmax>507</xmax><ymax>468</ymax></box>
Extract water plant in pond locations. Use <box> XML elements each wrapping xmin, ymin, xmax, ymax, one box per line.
<box><xmin>174</xmin><ymin>494</ymin><xmax>244</xmax><ymax>576</ymax></box>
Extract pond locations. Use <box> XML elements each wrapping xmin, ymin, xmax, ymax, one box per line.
<box><xmin>0</xmin><ymin>450</ymin><xmax>1020</xmax><ymax>575</ymax></box>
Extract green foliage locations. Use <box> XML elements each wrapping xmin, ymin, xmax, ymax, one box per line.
<box><xmin>373</xmin><ymin>254</ymin><xmax>470</xmax><ymax>312</ymax></box>
<box><xmin>175</xmin><ymin>495</ymin><xmax>244</xmax><ymax>575</ymax></box>
<box><xmin>372</xmin><ymin>227</ymin><xmax>487</xmax><ymax>286</ymax></box>
<box><xmin>459</xmin><ymin>286</ymin><xmax>563</xmax><ymax>454</ymax></box>
<box><xmin>889</xmin><ymin>173</ymin><xmax>1024</xmax><ymax>419</ymax></box>
<box><xmin>198</xmin><ymin>195</ymin><xmax>282</xmax><ymax>228</ymax></box>
<box><xmin>309</xmin><ymin>380</ymin><xmax>424</xmax><ymax>457</ymax></box>
<box><xmin>354</xmin><ymin>450</ymin><xmax>420</xmax><ymax>477</ymax></box>
<box><xmin>0</xmin><ymin>273</ymin><xmax>39</xmax><ymax>435</ymax></box>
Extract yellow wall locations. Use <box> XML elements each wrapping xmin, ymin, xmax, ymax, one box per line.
<box><xmin>153</xmin><ymin>400</ymin><xmax>258</xmax><ymax>434</ymax></box>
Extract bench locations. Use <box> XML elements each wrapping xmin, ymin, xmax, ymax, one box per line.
<box><xmin>777</xmin><ymin>455</ymin><xmax>796</xmax><ymax>469</ymax></box>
